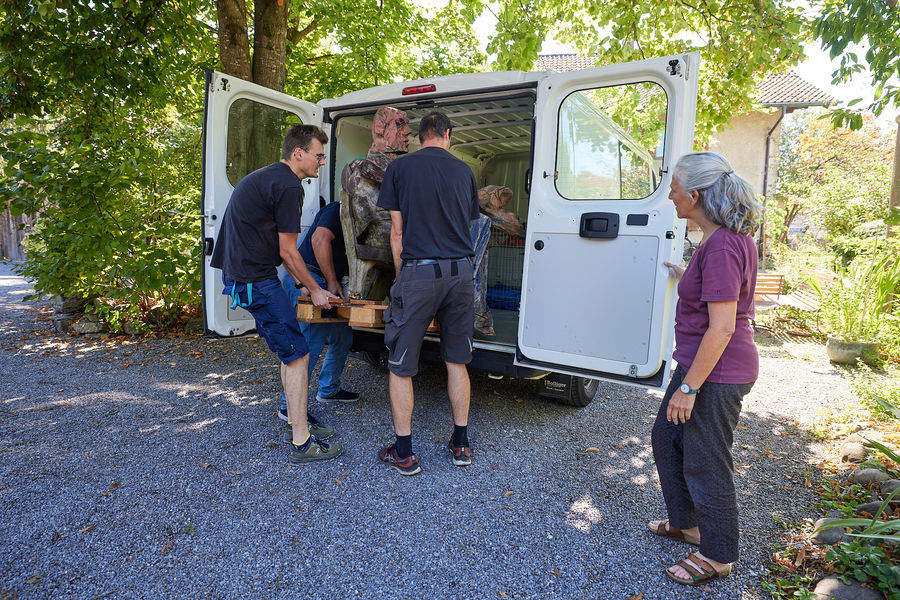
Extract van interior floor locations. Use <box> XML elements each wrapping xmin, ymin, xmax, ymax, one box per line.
<box><xmin>475</xmin><ymin>308</ymin><xmax>518</xmax><ymax>346</ymax></box>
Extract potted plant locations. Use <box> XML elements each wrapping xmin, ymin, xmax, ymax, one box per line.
<box><xmin>809</xmin><ymin>251</ymin><xmax>900</xmax><ymax>364</ymax></box>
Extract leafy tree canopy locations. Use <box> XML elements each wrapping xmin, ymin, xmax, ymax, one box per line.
<box><xmin>813</xmin><ymin>0</ymin><xmax>900</xmax><ymax>128</ymax></box>
<box><xmin>777</xmin><ymin>110</ymin><xmax>894</xmax><ymax>238</ymax></box>
<box><xmin>479</xmin><ymin>0</ymin><xmax>809</xmax><ymax>143</ymax></box>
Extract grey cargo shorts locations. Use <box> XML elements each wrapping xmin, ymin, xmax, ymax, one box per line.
<box><xmin>384</xmin><ymin>258</ymin><xmax>475</xmax><ymax>377</ymax></box>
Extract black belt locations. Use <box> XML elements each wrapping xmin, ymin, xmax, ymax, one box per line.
<box><xmin>401</xmin><ymin>257</ymin><xmax>470</xmax><ymax>278</ymax></box>
<box><xmin>402</xmin><ymin>257</ymin><xmax>470</xmax><ymax>266</ymax></box>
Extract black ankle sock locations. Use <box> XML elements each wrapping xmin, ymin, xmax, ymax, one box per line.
<box><xmin>452</xmin><ymin>425</ymin><xmax>468</xmax><ymax>447</ymax></box>
<box><xmin>394</xmin><ymin>435</ymin><xmax>412</xmax><ymax>458</ymax></box>
<box><xmin>292</xmin><ymin>435</ymin><xmax>312</xmax><ymax>451</ymax></box>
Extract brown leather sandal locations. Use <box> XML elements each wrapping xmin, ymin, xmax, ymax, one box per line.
<box><xmin>666</xmin><ymin>553</ymin><xmax>732</xmax><ymax>586</ymax></box>
<box><xmin>648</xmin><ymin>520</ymin><xmax>700</xmax><ymax>546</ymax></box>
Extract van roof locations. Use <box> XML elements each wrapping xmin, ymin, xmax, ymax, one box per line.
<box><xmin>319</xmin><ymin>70</ymin><xmax>547</xmax><ymax>109</ymax></box>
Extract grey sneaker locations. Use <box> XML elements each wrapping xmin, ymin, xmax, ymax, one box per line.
<box><xmin>316</xmin><ymin>388</ymin><xmax>360</xmax><ymax>403</ymax></box>
<box><xmin>289</xmin><ymin>437</ymin><xmax>343</xmax><ymax>464</ymax></box>
<box><xmin>282</xmin><ymin>414</ymin><xmax>335</xmax><ymax>443</ymax></box>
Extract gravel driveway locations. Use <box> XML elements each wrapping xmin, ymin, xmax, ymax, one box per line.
<box><xmin>0</xmin><ymin>261</ymin><xmax>858</xmax><ymax>599</ymax></box>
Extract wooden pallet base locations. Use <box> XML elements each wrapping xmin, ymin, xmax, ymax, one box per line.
<box><xmin>296</xmin><ymin>297</ymin><xmax>438</xmax><ymax>330</ymax></box>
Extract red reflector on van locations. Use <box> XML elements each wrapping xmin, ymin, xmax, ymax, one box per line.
<box><xmin>402</xmin><ymin>84</ymin><xmax>436</xmax><ymax>95</ymax></box>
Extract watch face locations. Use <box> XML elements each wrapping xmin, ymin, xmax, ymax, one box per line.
<box><xmin>680</xmin><ymin>383</ymin><xmax>691</xmax><ymax>394</ymax></box>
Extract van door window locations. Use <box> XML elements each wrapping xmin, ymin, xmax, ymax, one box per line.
<box><xmin>226</xmin><ymin>99</ymin><xmax>304</xmax><ymax>186</ymax></box>
<box><xmin>555</xmin><ymin>82</ymin><xmax>666</xmax><ymax>200</ymax></box>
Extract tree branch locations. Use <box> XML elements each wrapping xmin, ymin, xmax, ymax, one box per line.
<box><xmin>287</xmin><ymin>18</ymin><xmax>319</xmax><ymax>45</ymax></box>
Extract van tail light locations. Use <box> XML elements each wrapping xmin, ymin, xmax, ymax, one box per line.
<box><xmin>402</xmin><ymin>84</ymin><xmax>436</xmax><ymax>95</ymax></box>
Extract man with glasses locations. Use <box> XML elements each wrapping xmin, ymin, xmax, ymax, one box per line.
<box><xmin>210</xmin><ymin>124</ymin><xmax>343</xmax><ymax>464</ymax></box>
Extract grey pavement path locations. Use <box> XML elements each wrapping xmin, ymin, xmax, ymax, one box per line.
<box><xmin>0</xmin><ymin>261</ymin><xmax>857</xmax><ymax>599</ymax></box>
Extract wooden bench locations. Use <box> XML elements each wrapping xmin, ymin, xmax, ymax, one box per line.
<box><xmin>777</xmin><ymin>268</ymin><xmax>834</xmax><ymax>312</ymax></box>
<box><xmin>755</xmin><ymin>272</ymin><xmax>784</xmax><ymax>303</ymax></box>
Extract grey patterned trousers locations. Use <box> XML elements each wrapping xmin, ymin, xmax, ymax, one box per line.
<box><xmin>651</xmin><ymin>364</ymin><xmax>754</xmax><ymax>563</ymax></box>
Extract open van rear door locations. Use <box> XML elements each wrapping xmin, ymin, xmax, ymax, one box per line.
<box><xmin>516</xmin><ymin>53</ymin><xmax>699</xmax><ymax>388</ymax></box>
<box><xmin>201</xmin><ymin>70</ymin><xmax>324</xmax><ymax>336</ymax></box>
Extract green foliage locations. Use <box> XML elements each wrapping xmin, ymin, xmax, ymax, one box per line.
<box><xmin>848</xmin><ymin>363</ymin><xmax>900</xmax><ymax>420</ymax></box>
<box><xmin>760</xmin><ymin>561</ymin><xmax>818</xmax><ymax>599</ymax></box>
<box><xmin>814</xmin><ymin>479</ymin><xmax>871</xmax><ymax>516</ymax></box>
<box><xmin>484</xmin><ymin>0</ymin><xmax>808</xmax><ymax>145</ymax></box>
<box><xmin>810</xmin><ymin>251</ymin><xmax>900</xmax><ymax>343</ymax></box>
<box><xmin>826</xmin><ymin>540</ymin><xmax>900</xmax><ymax>599</ymax></box>
<box><xmin>813</xmin><ymin>0</ymin><xmax>900</xmax><ymax>128</ymax></box>
<box><xmin>0</xmin><ymin>109</ymin><xmax>202</xmax><ymax>329</ymax></box>
<box><xmin>780</xmin><ymin>113</ymin><xmax>894</xmax><ymax>240</ymax></box>
<box><xmin>282</xmin><ymin>0</ymin><xmax>486</xmax><ymax>101</ymax></box>
<box><xmin>830</xmin><ymin>236</ymin><xmax>900</xmax><ymax>266</ymax></box>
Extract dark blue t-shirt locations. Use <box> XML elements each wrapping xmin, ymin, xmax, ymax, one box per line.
<box><xmin>298</xmin><ymin>201</ymin><xmax>348</xmax><ymax>279</ymax></box>
<box><xmin>376</xmin><ymin>147</ymin><xmax>479</xmax><ymax>260</ymax></box>
<box><xmin>210</xmin><ymin>162</ymin><xmax>302</xmax><ymax>283</ymax></box>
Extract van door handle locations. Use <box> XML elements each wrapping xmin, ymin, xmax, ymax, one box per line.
<box><xmin>579</xmin><ymin>212</ymin><xmax>619</xmax><ymax>239</ymax></box>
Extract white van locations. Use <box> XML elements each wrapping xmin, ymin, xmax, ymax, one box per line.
<box><xmin>201</xmin><ymin>53</ymin><xmax>699</xmax><ymax>406</ymax></box>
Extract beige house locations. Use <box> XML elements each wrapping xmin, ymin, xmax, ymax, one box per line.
<box><xmin>534</xmin><ymin>54</ymin><xmax>836</xmax><ymax>199</ymax></box>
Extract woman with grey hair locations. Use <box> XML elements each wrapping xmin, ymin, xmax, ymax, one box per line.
<box><xmin>647</xmin><ymin>152</ymin><xmax>762</xmax><ymax>586</ymax></box>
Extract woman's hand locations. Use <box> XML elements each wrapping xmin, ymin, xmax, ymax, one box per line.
<box><xmin>664</xmin><ymin>261</ymin><xmax>685</xmax><ymax>281</ymax></box>
<box><xmin>667</xmin><ymin>389</ymin><xmax>696</xmax><ymax>425</ymax></box>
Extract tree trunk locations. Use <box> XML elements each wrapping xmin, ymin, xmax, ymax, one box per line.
<box><xmin>215</xmin><ymin>0</ymin><xmax>252</xmax><ymax>81</ymax></box>
<box><xmin>252</xmin><ymin>0</ymin><xmax>289</xmax><ymax>92</ymax></box>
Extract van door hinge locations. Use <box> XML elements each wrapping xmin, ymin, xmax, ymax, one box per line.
<box><xmin>629</xmin><ymin>364</ymin><xmax>638</xmax><ymax>376</ymax></box>
<box><xmin>667</xmin><ymin>60</ymin><xmax>681</xmax><ymax>76</ymax></box>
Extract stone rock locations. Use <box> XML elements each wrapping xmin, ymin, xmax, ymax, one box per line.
<box><xmin>184</xmin><ymin>318</ymin><xmax>204</xmax><ymax>332</ymax></box>
<box><xmin>813</xmin><ymin>576</ymin><xmax>883</xmax><ymax>600</ymax></box>
<box><xmin>881</xmin><ymin>479</ymin><xmax>900</xmax><ymax>497</ymax></box>
<box><xmin>147</xmin><ymin>306</ymin><xmax>167</xmax><ymax>325</ymax></box>
<box><xmin>72</xmin><ymin>319</ymin><xmax>109</xmax><ymax>335</ymax></box>
<box><xmin>52</xmin><ymin>313</ymin><xmax>78</xmax><ymax>334</ymax></box>
<box><xmin>811</xmin><ymin>518</ymin><xmax>847</xmax><ymax>546</ymax></box>
<box><xmin>844</xmin><ymin>433</ymin><xmax>865</xmax><ymax>444</ymax></box>
<box><xmin>53</xmin><ymin>295</ymin><xmax>90</xmax><ymax>314</ymax></box>
<box><xmin>848</xmin><ymin>469</ymin><xmax>890</xmax><ymax>485</ymax></box>
<box><xmin>839</xmin><ymin>442</ymin><xmax>867</xmax><ymax>463</ymax></box>
<box><xmin>855</xmin><ymin>501</ymin><xmax>887</xmax><ymax>518</ymax></box>
<box><xmin>121</xmin><ymin>322</ymin><xmax>140</xmax><ymax>336</ymax></box>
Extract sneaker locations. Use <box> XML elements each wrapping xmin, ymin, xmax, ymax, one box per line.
<box><xmin>316</xmin><ymin>388</ymin><xmax>360</xmax><ymax>403</ymax></box>
<box><xmin>277</xmin><ymin>391</ymin><xmax>288</xmax><ymax>421</ymax></box>
<box><xmin>289</xmin><ymin>436</ymin><xmax>343</xmax><ymax>464</ymax></box>
<box><xmin>377</xmin><ymin>444</ymin><xmax>421</xmax><ymax>476</ymax></box>
<box><xmin>282</xmin><ymin>414</ymin><xmax>335</xmax><ymax>442</ymax></box>
<box><xmin>448</xmin><ymin>439</ymin><xmax>471</xmax><ymax>466</ymax></box>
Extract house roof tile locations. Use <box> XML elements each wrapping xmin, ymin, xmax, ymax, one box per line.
<box><xmin>533</xmin><ymin>54</ymin><xmax>836</xmax><ymax>107</ymax></box>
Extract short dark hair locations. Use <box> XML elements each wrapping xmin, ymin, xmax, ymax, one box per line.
<box><xmin>417</xmin><ymin>111</ymin><xmax>452</xmax><ymax>143</ymax></box>
<box><xmin>282</xmin><ymin>124</ymin><xmax>328</xmax><ymax>160</ymax></box>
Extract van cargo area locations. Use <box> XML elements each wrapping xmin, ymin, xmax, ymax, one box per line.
<box><xmin>328</xmin><ymin>89</ymin><xmax>536</xmax><ymax>350</ymax></box>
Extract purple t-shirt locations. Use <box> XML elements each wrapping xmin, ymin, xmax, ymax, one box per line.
<box><xmin>672</xmin><ymin>227</ymin><xmax>759</xmax><ymax>384</ymax></box>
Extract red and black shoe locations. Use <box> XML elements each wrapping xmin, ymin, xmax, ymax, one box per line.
<box><xmin>447</xmin><ymin>439</ymin><xmax>471</xmax><ymax>466</ymax></box>
<box><xmin>377</xmin><ymin>444</ymin><xmax>421</xmax><ymax>476</ymax></box>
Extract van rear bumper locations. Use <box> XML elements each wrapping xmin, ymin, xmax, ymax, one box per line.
<box><xmin>350</xmin><ymin>329</ymin><xmax>550</xmax><ymax>380</ymax></box>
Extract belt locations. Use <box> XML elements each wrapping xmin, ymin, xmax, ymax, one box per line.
<box><xmin>402</xmin><ymin>257</ymin><xmax>470</xmax><ymax>266</ymax></box>
<box><xmin>401</xmin><ymin>257</ymin><xmax>471</xmax><ymax>278</ymax></box>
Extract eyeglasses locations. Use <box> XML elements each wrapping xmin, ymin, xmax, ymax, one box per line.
<box><xmin>297</xmin><ymin>148</ymin><xmax>326</xmax><ymax>163</ymax></box>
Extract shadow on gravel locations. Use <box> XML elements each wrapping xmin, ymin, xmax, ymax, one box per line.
<box><xmin>0</xmin><ymin>327</ymin><xmax>824</xmax><ymax>599</ymax></box>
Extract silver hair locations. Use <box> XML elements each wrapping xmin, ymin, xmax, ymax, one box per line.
<box><xmin>673</xmin><ymin>152</ymin><xmax>762</xmax><ymax>235</ymax></box>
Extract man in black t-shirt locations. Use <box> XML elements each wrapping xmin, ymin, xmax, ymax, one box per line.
<box><xmin>210</xmin><ymin>124</ymin><xmax>342</xmax><ymax>464</ymax></box>
<box><xmin>375</xmin><ymin>111</ymin><xmax>480</xmax><ymax>476</ymax></box>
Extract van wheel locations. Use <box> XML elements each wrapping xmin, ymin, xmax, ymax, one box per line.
<box><xmin>559</xmin><ymin>377</ymin><xmax>599</xmax><ymax>407</ymax></box>
<box><xmin>360</xmin><ymin>351</ymin><xmax>388</xmax><ymax>373</ymax></box>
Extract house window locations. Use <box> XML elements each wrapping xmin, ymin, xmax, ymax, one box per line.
<box><xmin>226</xmin><ymin>99</ymin><xmax>304</xmax><ymax>187</ymax></box>
<box><xmin>555</xmin><ymin>81</ymin><xmax>666</xmax><ymax>200</ymax></box>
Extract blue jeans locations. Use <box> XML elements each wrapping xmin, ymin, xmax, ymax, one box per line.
<box><xmin>279</xmin><ymin>269</ymin><xmax>353</xmax><ymax>397</ymax></box>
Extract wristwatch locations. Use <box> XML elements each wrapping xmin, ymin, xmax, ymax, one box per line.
<box><xmin>679</xmin><ymin>382</ymin><xmax>700</xmax><ymax>395</ymax></box>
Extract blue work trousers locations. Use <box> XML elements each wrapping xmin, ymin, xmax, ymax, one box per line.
<box><xmin>279</xmin><ymin>269</ymin><xmax>352</xmax><ymax>396</ymax></box>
